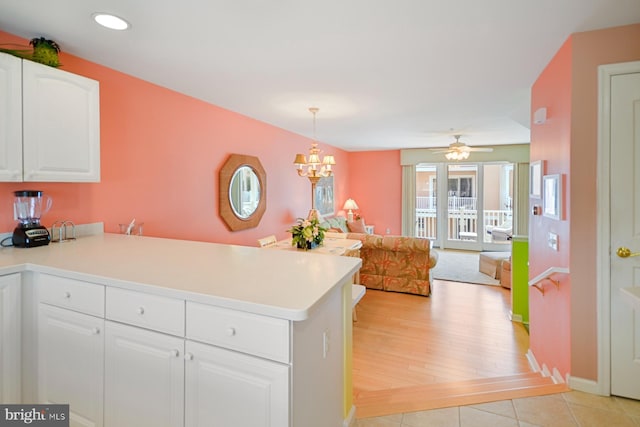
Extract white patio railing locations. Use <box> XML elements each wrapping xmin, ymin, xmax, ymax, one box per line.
<box><xmin>415</xmin><ymin>197</ymin><xmax>511</xmax><ymax>242</ymax></box>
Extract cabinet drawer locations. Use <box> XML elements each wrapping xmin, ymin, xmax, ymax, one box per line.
<box><xmin>39</xmin><ymin>274</ymin><xmax>104</xmax><ymax>317</ymax></box>
<box><xmin>106</xmin><ymin>287</ymin><xmax>185</xmax><ymax>336</ymax></box>
<box><xmin>186</xmin><ymin>302</ymin><xmax>290</xmax><ymax>363</ymax></box>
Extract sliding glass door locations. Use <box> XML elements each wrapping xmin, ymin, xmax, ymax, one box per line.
<box><xmin>482</xmin><ymin>163</ymin><xmax>513</xmax><ymax>251</ymax></box>
<box><xmin>415</xmin><ymin>162</ymin><xmax>513</xmax><ymax>251</ymax></box>
<box><xmin>415</xmin><ymin>165</ymin><xmax>438</xmax><ymax>241</ymax></box>
<box><xmin>446</xmin><ymin>164</ymin><xmax>479</xmax><ymax>249</ymax></box>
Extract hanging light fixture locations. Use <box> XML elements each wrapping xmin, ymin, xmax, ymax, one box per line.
<box><xmin>293</xmin><ymin>107</ymin><xmax>336</xmax><ymax>220</ymax></box>
<box><xmin>445</xmin><ymin>150</ymin><xmax>470</xmax><ymax>161</ymax></box>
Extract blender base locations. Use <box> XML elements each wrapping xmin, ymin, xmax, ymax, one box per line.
<box><xmin>12</xmin><ymin>225</ymin><xmax>51</xmax><ymax>248</ymax></box>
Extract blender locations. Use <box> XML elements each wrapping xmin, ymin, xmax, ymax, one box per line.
<box><xmin>12</xmin><ymin>190</ymin><xmax>53</xmax><ymax>248</ymax></box>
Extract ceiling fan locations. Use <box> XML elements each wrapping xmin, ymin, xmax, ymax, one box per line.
<box><xmin>430</xmin><ymin>135</ymin><xmax>493</xmax><ymax>160</ymax></box>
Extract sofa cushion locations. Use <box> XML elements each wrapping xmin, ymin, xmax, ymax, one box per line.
<box><xmin>320</xmin><ymin>216</ymin><xmax>349</xmax><ymax>233</ymax></box>
<box><xmin>347</xmin><ymin>218</ymin><xmax>367</xmax><ymax>233</ymax></box>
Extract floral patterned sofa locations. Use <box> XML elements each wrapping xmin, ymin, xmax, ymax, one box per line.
<box><xmin>320</xmin><ymin>216</ymin><xmax>438</xmax><ymax>296</ymax></box>
<box><xmin>345</xmin><ymin>233</ymin><xmax>438</xmax><ymax>297</ymax></box>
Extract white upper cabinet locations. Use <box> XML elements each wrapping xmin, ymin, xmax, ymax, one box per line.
<box><xmin>0</xmin><ymin>52</ymin><xmax>100</xmax><ymax>182</ymax></box>
<box><xmin>0</xmin><ymin>53</ymin><xmax>23</xmax><ymax>181</ymax></box>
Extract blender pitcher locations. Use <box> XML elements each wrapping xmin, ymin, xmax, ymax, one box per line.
<box><xmin>12</xmin><ymin>190</ymin><xmax>53</xmax><ymax>247</ymax></box>
<box><xmin>14</xmin><ymin>190</ymin><xmax>53</xmax><ymax>225</ymax></box>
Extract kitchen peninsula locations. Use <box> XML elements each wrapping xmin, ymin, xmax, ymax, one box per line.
<box><xmin>0</xmin><ymin>233</ymin><xmax>361</xmax><ymax>427</ymax></box>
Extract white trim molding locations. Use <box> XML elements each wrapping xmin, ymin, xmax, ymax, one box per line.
<box><xmin>568</xmin><ymin>376</ymin><xmax>603</xmax><ymax>395</ymax></box>
<box><xmin>343</xmin><ymin>405</ymin><xmax>356</xmax><ymax>427</ymax></box>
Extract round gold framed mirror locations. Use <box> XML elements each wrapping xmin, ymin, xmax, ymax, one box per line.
<box><xmin>219</xmin><ymin>154</ymin><xmax>266</xmax><ymax>231</ymax></box>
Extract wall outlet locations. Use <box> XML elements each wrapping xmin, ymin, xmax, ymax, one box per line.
<box><xmin>548</xmin><ymin>232</ymin><xmax>558</xmax><ymax>251</ymax></box>
<box><xmin>386</xmin><ymin>228</ymin><xmax>391</xmax><ymax>234</ymax></box>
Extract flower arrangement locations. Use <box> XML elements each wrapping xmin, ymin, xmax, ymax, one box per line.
<box><xmin>287</xmin><ymin>217</ymin><xmax>326</xmax><ymax>250</ymax></box>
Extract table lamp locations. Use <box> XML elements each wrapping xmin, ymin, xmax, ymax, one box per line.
<box><xmin>343</xmin><ymin>198</ymin><xmax>359</xmax><ymax>222</ymax></box>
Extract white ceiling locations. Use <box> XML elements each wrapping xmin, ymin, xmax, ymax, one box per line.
<box><xmin>1</xmin><ymin>1</ymin><xmax>639</xmax><ymax>151</ymax></box>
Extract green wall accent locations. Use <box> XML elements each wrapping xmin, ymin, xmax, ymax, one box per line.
<box><xmin>511</xmin><ymin>236</ymin><xmax>529</xmax><ymax>324</ymax></box>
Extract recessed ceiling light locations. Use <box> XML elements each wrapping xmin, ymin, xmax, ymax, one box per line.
<box><xmin>92</xmin><ymin>13</ymin><xmax>130</xmax><ymax>30</ymax></box>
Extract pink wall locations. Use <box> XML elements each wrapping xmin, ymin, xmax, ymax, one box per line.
<box><xmin>347</xmin><ymin>151</ymin><xmax>402</xmax><ymax>235</ymax></box>
<box><xmin>0</xmin><ymin>30</ymin><xmax>351</xmax><ymax>246</ymax></box>
<box><xmin>529</xmin><ymin>23</ymin><xmax>640</xmax><ymax>381</ymax></box>
<box><xmin>529</xmin><ymin>37</ymin><xmax>572</xmax><ymax>378</ymax></box>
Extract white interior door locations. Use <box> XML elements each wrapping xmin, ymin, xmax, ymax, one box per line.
<box><xmin>610</xmin><ymin>68</ymin><xmax>640</xmax><ymax>400</ymax></box>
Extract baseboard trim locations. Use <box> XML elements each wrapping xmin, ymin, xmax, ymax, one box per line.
<box><xmin>551</xmin><ymin>367</ymin><xmax>566</xmax><ymax>384</ymax></box>
<box><xmin>568</xmin><ymin>376</ymin><xmax>607</xmax><ymax>396</ymax></box>
<box><xmin>526</xmin><ymin>349</ymin><xmax>541</xmax><ymax>373</ymax></box>
<box><xmin>343</xmin><ymin>405</ymin><xmax>356</xmax><ymax>427</ymax></box>
<box><xmin>527</xmin><ymin>349</ymin><xmax>570</xmax><ymax>386</ymax></box>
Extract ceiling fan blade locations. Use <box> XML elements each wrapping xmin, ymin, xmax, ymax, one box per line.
<box><xmin>467</xmin><ymin>147</ymin><xmax>494</xmax><ymax>152</ymax></box>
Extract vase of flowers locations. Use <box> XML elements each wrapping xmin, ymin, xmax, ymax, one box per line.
<box><xmin>287</xmin><ymin>217</ymin><xmax>326</xmax><ymax>250</ymax></box>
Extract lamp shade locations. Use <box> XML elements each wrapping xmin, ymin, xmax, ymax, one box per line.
<box><xmin>308</xmin><ymin>153</ymin><xmax>321</xmax><ymax>165</ymax></box>
<box><xmin>322</xmin><ymin>155</ymin><xmax>336</xmax><ymax>165</ymax></box>
<box><xmin>343</xmin><ymin>198</ymin><xmax>359</xmax><ymax>211</ymax></box>
<box><xmin>293</xmin><ymin>154</ymin><xmax>307</xmax><ymax>165</ymax></box>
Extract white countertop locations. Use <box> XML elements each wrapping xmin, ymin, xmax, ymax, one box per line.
<box><xmin>621</xmin><ymin>287</ymin><xmax>640</xmax><ymax>312</ymax></box>
<box><xmin>0</xmin><ymin>234</ymin><xmax>361</xmax><ymax>321</ymax></box>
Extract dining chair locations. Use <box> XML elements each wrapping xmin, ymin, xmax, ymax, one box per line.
<box><xmin>257</xmin><ymin>235</ymin><xmax>277</xmax><ymax>248</ymax></box>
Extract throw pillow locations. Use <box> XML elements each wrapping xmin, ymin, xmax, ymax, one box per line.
<box><xmin>348</xmin><ymin>218</ymin><xmax>367</xmax><ymax>233</ymax></box>
<box><xmin>328</xmin><ymin>227</ymin><xmax>343</xmax><ymax>233</ymax></box>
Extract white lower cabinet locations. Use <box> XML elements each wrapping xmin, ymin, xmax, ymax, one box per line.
<box><xmin>184</xmin><ymin>340</ymin><xmax>289</xmax><ymax>427</ymax></box>
<box><xmin>103</xmin><ymin>322</ymin><xmax>289</xmax><ymax>427</ymax></box>
<box><xmin>38</xmin><ymin>304</ymin><xmax>104</xmax><ymax>427</ymax></box>
<box><xmin>0</xmin><ymin>274</ymin><xmax>21</xmax><ymax>403</ymax></box>
<box><xmin>104</xmin><ymin>321</ymin><xmax>184</xmax><ymax>427</ymax></box>
<box><xmin>31</xmin><ymin>275</ymin><xmax>342</xmax><ymax>427</ymax></box>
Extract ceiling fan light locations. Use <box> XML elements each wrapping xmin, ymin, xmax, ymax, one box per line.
<box><xmin>93</xmin><ymin>13</ymin><xmax>130</xmax><ymax>30</ymax></box>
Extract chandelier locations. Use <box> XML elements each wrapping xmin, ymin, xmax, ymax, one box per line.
<box><xmin>293</xmin><ymin>107</ymin><xmax>335</xmax><ymax>220</ymax></box>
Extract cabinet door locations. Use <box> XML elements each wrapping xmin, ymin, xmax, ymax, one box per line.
<box><xmin>22</xmin><ymin>59</ymin><xmax>100</xmax><ymax>182</ymax></box>
<box><xmin>104</xmin><ymin>321</ymin><xmax>184</xmax><ymax>427</ymax></box>
<box><xmin>185</xmin><ymin>340</ymin><xmax>289</xmax><ymax>427</ymax></box>
<box><xmin>0</xmin><ymin>274</ymin><xmax>21</xmax><ymax>402</ymax></box>
<box><xmin>0</xmin><ymin>53</ymin><xmax>22</xmax><ymax>181</ymax></box>
<box><xmin>38</xmin><ymin>304</ymin><xmax>104</xmax><ymax>427</ymax></box>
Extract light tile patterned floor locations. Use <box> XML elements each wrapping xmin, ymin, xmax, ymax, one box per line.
<box><xmin>356</xmin><ymin>391</ymin><xmax>640</xmax><ymax>426</ymax></box>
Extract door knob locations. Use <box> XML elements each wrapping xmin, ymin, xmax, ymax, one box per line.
<box><xmin>616</xmin><ymin>247</ymin><xmax>640</xmax><ymax>258</ymax></box>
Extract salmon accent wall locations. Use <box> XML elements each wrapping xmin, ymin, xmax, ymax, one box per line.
<box><xmin>529</xmin><ymin>37</ymin><xmax>572</xmax><ymax>379</ymax></box>
<box><xmin>347</xmin><ymin>151</ymin><xmax>402</xmax><ymax>235</ymax></box>
<box><xmin>529</xmin><ymin>23</ymin><xmax>640</xmax><ymax>382</ymax></box>
<box><xmin>569</xmin><ymin>23</ymin><xmax>640</xmax><ymax>381</ymax></box>
<box><xmin>0</xmin><ymin>30</ymin><xmax>351</xmax><ymax>247</ymax></box>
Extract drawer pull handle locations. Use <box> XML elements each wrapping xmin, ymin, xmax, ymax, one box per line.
<box><xmin>184</xmin><ymin>353</ymin><xmax>194</xmax><ymax>361</ymax></box>
<box><xmin>64</xmin><ymin>291</ymin><xmax>71</xmax><ymax>299</ymax></box>
<box><xmin>170</xmin><ymin>349</ymin><xmax>180</xmax><ymax>358</ymax></box>
<box><xmin>92</xmin><ymin>327</ymin><xmax>100</xmax><ymax>335</ymax></box>
<box><xmin>136</xmin><ymin>307</ymin><xmax>145</xmax><ymax>315</ymax></box>
<box><xmin>226</xmin><ymin>327</ymin><xmax>236</xmax><ymax>337</ymax></box>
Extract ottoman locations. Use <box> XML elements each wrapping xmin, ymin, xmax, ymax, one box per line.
<box><xmin>500</xmin><ymin>258</ymin><xmax>512</xmax><ymax>289</ymax></box>
<box><xmin>479</xmin><ymin>252</ymin><xmax>511</xmax><ymax>279</ymax></box>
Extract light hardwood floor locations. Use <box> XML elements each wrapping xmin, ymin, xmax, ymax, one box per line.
<box><xmin>353</xmin><ymin>279</ymin><xmax>568</xmax><ymax>418</ymax></box>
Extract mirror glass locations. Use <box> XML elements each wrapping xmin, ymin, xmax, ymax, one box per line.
<box><xmin>229</xmin><ymin>166</ymin><xmax>261</xmax><ymax>219</ymax></box>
